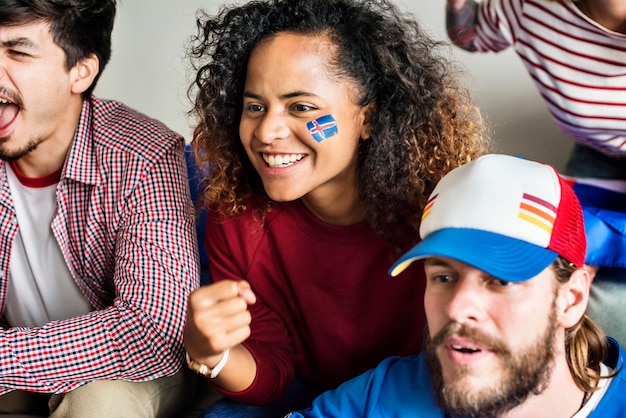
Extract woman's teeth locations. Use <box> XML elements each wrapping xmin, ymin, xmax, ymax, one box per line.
<box><xmin>263</xmin><ymin>153</ymin><xmax>305</xmax><ymax>168</ymax></box>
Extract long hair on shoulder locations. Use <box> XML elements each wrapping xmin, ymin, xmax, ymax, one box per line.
<box><xmin>552</xmin><ymin>256</ymin><xmax>614</xmax><ymax>392</ymax></box>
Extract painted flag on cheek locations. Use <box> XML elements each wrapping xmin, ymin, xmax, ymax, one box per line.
<box><xmin>307</xmin><ymin>115</ymin><xmax>338</xmax><ymax>142</ymax></box>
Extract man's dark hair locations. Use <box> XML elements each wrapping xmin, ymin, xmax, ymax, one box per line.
<box><xmin>0</xmin><ymin>0</ymin><xmax>116</xmax><ymax>97</ymax></box>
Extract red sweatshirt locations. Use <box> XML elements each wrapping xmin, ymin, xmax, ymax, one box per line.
<box><xmin>205</xmin><ymin>199</ymin><xmax>426</xmax><ymax>404</ymax></box>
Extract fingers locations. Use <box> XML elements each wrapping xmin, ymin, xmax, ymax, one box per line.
<box><xmin>237</xmin><ymin>280</ymin><xmax>257</xmax><ymax>305</ymax></box>
<box><xmin>184</xmin><ymin>280</ymin><xmax>256</xmax><ymax>360</ymax></box>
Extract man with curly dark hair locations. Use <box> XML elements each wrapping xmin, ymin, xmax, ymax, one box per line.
<box><xmin>0</xmin><ymin>1</ymin><xmax>198</xmax><ymax>416</ymax></box>
<box><xmin>183</xmin><ymin>0</ymin><xmax>490</xmax><ymax>416</ymax></box>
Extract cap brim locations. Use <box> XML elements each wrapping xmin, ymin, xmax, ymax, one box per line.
<box><xmin>389</xmin><ymin>228</ymin><xmax>558</xmax><ymax>282</ymax></box>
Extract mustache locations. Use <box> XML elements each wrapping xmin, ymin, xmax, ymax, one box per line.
<box><xmin>0</xmin><ymin>87</ymin><xmax>23</xmax><ymax>108</ymax></box>
<box><xmin>428</xmin><ymin>322</ymin><xmax>510</xmax><ymax>355</ymax></box>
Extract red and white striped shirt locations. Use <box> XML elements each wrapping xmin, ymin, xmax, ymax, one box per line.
<box><xmin>0</xmin><ymin>97</ymin><xmax>199</xmax><ymax>394</ymax></box>
<box><xmin>470</xmin><ymin>0</ymin><xmax>626</xmax><ymax>156</ymax></box>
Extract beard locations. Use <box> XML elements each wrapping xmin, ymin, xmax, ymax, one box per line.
<box><xmin>424</xmin><ymin>309</ymin><xmax>558</xmax><ymax>417</ymax></box>
<box><xmin>0</xmin><ymin>137</ymin><xmax>40</xmax><ymax>161</ymax></box>
<box><xmin>0</xmin><ymin>87</ymin><xmax>38</xmax><ymax>161</ymax></box>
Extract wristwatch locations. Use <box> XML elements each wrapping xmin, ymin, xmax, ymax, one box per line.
<box><xmin>185</xmin><ymin>348</ymin><xmax>230</xmax><ymax>378</ymax></box>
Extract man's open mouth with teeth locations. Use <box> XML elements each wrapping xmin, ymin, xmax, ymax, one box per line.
<box><xmin>451</xmin><ymin>343</ymin><xmax>480</xmax><ymax>354</ymax></box>
<box><xmin>428</xmin><ymin>323</ymin><xmax>509</xmax><ymax>363</ymax></box>
<box><xmin>263</xmin><ymin>153</ymin><xmax>305</xmax><ymax>168</ymax></box>
<box><xmin>443</xmin><ymin>336</ymin><xmax>492</xmax><ymax>360</ymax></box>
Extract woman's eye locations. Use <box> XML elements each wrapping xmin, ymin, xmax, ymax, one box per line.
<box><xmin>244</xmin><ymin>104</ymin><xmax>264</xmax><ymax>113</ymax></box>
<box><xmin>293</xmin><ymin>103</ymin><xmax>316</xmax><ymax>112</ymax></box>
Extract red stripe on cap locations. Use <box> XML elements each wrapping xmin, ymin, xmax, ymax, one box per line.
<box><xmin>522</xmin><ymin>193</ymin><xmax>557</xmax><ymax>213</ymax></box>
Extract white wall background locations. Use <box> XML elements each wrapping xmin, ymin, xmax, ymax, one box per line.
<box><xmin>95</xmin><ymin>0</ymin><xmax>573</xmax><ymax>170</ymax></box>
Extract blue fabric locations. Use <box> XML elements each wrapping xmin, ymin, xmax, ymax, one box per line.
<box><xmin>289</xmin><ymin>338</ymin><xmax>626</xmax><ymax>418</ymax></box>
<box><xmin>589</xmin><ymin>338</ymin><xmax>626</xmax><ymax>417</ymax></box>
<box><xmin>200</xmin><ymin>377</ymin><xmax>320</xmax><ymax>418</ymax></box>
<box><xmin>184</xmin><ymin>145</ymin><xmax>210</xmax><ymax>284</ymax></box>
<box><xmin>289</xmin><ymin>355</ymin><xmax>441</xmax><ymax>418</ymax></box>
<box><xmin>573</xmin><ymin>183</ymin><xmax>626</xmax><ymax>269</ymax></box>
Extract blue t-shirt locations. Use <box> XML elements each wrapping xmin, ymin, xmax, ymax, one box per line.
<box><xmin>288</xmin><ymin>338</ymin><xmax>626</xmax><ymax>418</ymax></box>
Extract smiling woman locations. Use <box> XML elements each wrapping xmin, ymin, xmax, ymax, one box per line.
<box><xmin>93</xmin><ymin>1</ymin><xmax>570</xmax><ymax>169</ymax></box>
<box><xmin>238</xmin><ymin>33</ymin><xmax>373</xmax><ymax>217</ymax></box>
<box><xmin>182</xmin><ymin>0</ymin><xmax>491</xmax><ymax>416</ymax></box>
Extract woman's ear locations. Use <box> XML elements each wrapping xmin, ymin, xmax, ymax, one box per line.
<box><xmin>70</xmin><ymin>53</ymin><xmax>99</xmax><ymax>95</ymax></box>
<box><xmin>359</xmin><ymin>101</ymin><xmax>376</xmax><ymax>140</ymax></box>
<box><xmin>557</xmin><ymin>268</ymin><xmax>591</xmax><ymax>329</ymax></box>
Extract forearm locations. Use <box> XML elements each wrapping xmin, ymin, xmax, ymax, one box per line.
<box><xmin>0</xmin><ymin>140</ymin><xmax>198</xmax><ymax>392</ymax></box>
<box><xmin>0</xmin><ymin>305</ymin><xmax>184</xmax><ymax>393</ymax></box>
<box><xmin>190</xmin><ymin>335</ymin><xmax>294</xmax><ymax>404</ymax></box>
<box><xmin>219</xmin><ymin>339</ymin><xmax>294</xmax><ymax>405</ymax></box>
<box><xmin>200</xmin><ymin>344</ymin><xmax>257</xmax><ymax>393</ymax></box>
<box><xmin>184</xmin><ymin>280</ymin><xmax>293</xmax><ymax>405</ymax></box>
<box><xmin>446</xmin><ymin>0</ymin><xmax>478</xmax><ymax>51</ymax></box>
<box><xmin>0</xmin><ymin>234</ymin><xmax>196</xmax><ymax>391</ymax></box>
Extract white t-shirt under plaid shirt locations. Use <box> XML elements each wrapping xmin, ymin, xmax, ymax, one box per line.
<box><xmin>5</xmin><ymin>161</ymin><xmax>93</xmax><ymax>327</ymax></box>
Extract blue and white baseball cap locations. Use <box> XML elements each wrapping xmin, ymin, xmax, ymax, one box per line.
<box><xmin>389</xmin><ymin>154</ymin><xmax>586</xmax><ymax>282</ymax></box>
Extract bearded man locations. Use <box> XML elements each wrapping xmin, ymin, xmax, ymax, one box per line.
<box><xmin>287</xmin><ymin>154</ymin><xmax>626</xmax><ymax>417</ymax></box>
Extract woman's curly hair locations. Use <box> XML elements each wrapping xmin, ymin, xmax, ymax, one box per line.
<box><xmin>188</xmin><ymin>0</ymin><xmax>491</xmax><ymax>251</ymax></box>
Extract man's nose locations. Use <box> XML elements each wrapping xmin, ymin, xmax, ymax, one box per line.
<box><xmin>443</xmin><ymin>277</ymin><xmax>488</xmax><ymax>325</ymax></box>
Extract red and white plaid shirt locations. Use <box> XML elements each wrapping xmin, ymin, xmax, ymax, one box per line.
<box><xmin>0</xmin><ymin>97</ymin><xmax>199</xmax><ymax>394</ymax></box>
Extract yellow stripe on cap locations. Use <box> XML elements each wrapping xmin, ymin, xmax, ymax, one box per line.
<box><xmin>389</xmin><ymin>259</ymin><xmax>415</xmax><ymax>277</ymax></box>
<box><xmin>518</xmin><ymin>212</ymin><xmax>553</xmax><ymax>234</ymax></box>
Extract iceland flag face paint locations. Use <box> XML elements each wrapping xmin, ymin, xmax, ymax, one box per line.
<box><xmin>307</xmin><ymin>115</ymin><xmax>338</xmax><ymax>142</ymax></box>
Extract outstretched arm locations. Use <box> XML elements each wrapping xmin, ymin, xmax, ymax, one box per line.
<box><xmin>446</xmin><ymin>0</ymin><xmax>479</xmax><ymax>51</ymax></box>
